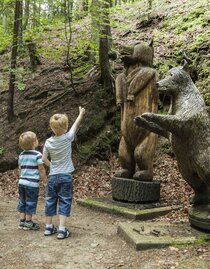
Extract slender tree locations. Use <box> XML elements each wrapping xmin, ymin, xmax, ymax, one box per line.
<box><xmin>64</xmin><ymin>0</ymin><xmax>77</xmax><ymax>94</ymax></box>
<box><xmin>147</xmin><ymin>0</ymin><xmax>152</xmax><ymax>11</ymax></box>
<box><xmin>7</xmin><ymin>0</ymin><xmax>22</xmax><ymax>121</ymax></box>
<box><xmin>23</xmin><ymin>0</ymin><xmax>30</xmax><ymax>30</ymax></box>
<box><xmin>82</xmin><ymin>0</ymin><xmax>88</xmax><ymax>13</ymax></box>
<box><xmin>18</xmin><ymin>0</ymin><xmax>23</xmax><ymax>44</ymax></box>
<box><xmin>32</xmin><ymin>0</ymin><xmax>37</xmax><ymax>28</ymax></box>
<box><xmin>99</xmin><ymin>0</ymin><xmax>113</xmax><ymax>93</ymax></box>
<box><xmin>90</xmin><ymin>0</ymin><xmax>100</xmax><ymax>62</ymax></box>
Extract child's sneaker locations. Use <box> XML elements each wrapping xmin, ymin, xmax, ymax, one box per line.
<box><xmin>23</xmin><ymin>221</ymin><xmax>39</xmax><ymax>230</ymax></box>
<box><xmin>18</xmin><ymin>220</ymin><xmax>25</xmax><ymax>229</ymax></box>
<box><xmin>57</xmin><ymin>228</ymin><xmax>71</xmax><ymax>239</ymax></box>
<box><xmin>44</xmin><ymin>225</ymin><xmax>57</xmax><ymax>236</ymax></box>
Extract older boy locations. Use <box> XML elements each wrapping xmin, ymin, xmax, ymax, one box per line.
<box><xmin>17</xmin><ymin>131</ymin><xmax>47</xmax><ymax>230</ymax></box>
<box><xmin>42</xmin><ymin>106</ymin><xmax>85</xmax><ymax>239</ymax></box>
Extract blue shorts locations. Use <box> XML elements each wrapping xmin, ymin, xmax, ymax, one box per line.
<box><xmin>44</xmin><ymin>174</ymin><xmax>73</xmax><ymax>217</ymax></box>
<box><xmin>17</xmin><ymin>184</ymin><xmax>39</xmax><ymax>215</ymax></box>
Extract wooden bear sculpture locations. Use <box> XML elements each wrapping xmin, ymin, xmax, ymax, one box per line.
<box><xmin>134</xmin><ymin>61</ymin><xmax>210</xmax><ymax>207</ymax></box>
<box><xmin>115</xmin><ymin>41</ymin><xmax>158</xmax><ymax>181</ymax></box>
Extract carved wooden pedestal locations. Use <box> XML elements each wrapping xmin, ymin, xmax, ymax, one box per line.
<box><xmin>111</xmin><ymin>176</ymin><xmax>160</xmax><ymax>203</ymax></box>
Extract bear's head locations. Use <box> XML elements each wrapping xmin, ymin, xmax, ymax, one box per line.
<box><xmin>157</xmin><ymin>60</ymin><xmax>192</xmax><ymax>97</ymax></box>
<box><xmin>121</xmin><ymin>41</ymin><xmax>154</xmax><ymax>68</ymax></box>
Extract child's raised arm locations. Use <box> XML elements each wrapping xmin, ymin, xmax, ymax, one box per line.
<box><xmin>70</xmin><ymin>106</ymin><xmax>86</xmax><ymax>134</ymax></box>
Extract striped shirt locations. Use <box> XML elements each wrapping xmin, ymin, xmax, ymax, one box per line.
<box><xmin>43</xmin><ymin>129</ymin><xmax>75</xmax><ymax>175</ymax></box>
<box><xmin>18</xmin><ymin>150</ymin><xmax>43</xmax><ymax>188</ymax></box>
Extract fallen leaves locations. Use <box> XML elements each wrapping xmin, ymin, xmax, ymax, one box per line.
<box><xmin>0</xmin><ymin>152</ymin><xmax>194</xmax><ymax>222</ymax></box>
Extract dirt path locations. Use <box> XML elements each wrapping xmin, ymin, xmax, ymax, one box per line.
<box><xmin>1</xmin><ymin>197</ymin><xmax>210</xmax><ymax>269</ymax></box>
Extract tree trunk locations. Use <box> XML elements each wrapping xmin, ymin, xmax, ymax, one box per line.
<box><xmin>99</xmin><ymin>0</ymin><xmax>113</xmax><ymax>94</ymax></box>
<box><xmin>19</xmin><ymin>0</ymin><xmax>23</xmax><ymax>45</ymax></box>
<box><xmin>32</xmin><ymin>0</ymin><xmax>37</xmax><ymax>28</ymax></box>
<box><xmin>26</xmin><ymin>39</ymin><xmax>41</xmax><ymax>69</ymax></box>
<box><xmin>23</xmin><ymin>0</ymin><xmax>30</xmax><ymax>30</ymax></box>
<box><xmin>8</xmin><ymin>0</ymin><xmax>21</xmax><ymax>122</ymax></box>
<box><xmin>82</xmin><ymin>0</ymin><xmax>88</xmax><ymax>12</ymax></box>
<box><xmin>147</xmin><ymin>0</ymin><xmax>152</xmax><ymax>10</ymax></box>
<box><xmin>64</xmin><ymin>0</ymin><xmax>78</xmax><ymax>95</ymax></box>
<box><xmin>90</xmin><ymin>0</ymin><xmax>100</xmax><ymax>63</ymax></box>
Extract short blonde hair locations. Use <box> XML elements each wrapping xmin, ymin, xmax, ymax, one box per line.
<box><xmin>49</xmin><ymin>114</ymin><xmax>68</xmax><ymax>135</ymax></box>
<box><xmin>19</xmin><ymin>131</ymin><xmax>37</xmax><ymax>150</ymax></box>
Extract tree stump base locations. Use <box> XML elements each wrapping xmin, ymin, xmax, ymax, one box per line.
<box><xmin>189</xmin><ymin>205</ymin><xmax>210</xmax><ymax>231</ymax></box>
<box><xmin>111</xmin><ymin>176</ymin><xmax>160</xmax><ymax>203</ymax></box>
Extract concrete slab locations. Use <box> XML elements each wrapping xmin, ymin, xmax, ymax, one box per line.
<box><xmin>77</xmin><ymin>197</ymin><xmax>182</xmax><ymax>220</ymax></box>
<box><xmin>117</xmin><ymin>221</ymin><xmax>210</xmax><ymax>250</ymax></box>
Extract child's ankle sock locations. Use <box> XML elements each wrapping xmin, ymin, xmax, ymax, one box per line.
<box><xmin>59</xmin><ymin>226</ymin><xmax>65</xmax><ymax>231</ymax></box>
<box><xmin>46</xmin><ymin>224</ymin><xmax>53</xmax><ymax>229</ymax></box>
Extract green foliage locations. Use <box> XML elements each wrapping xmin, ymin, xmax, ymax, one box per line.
<box><xmin>190</xmin><ymin>31</ymin><xmax>210</xmax><ymax>52</ymax></box>
<box><xmin>10</xmin><ymin>67</ymin><xmax>28</xmax><ymax>91</ymax></box>
<box><xmin>38</xmin><ymin>45</ymin><xmax>66</xmax><ymax>61</ymax></box>
<box><xmin>0</xmin><ymin>25</ymin><xmax>12</xmax><ymax>52</ymax></box>
<box><xmin>204</xmin><ymin>93</ymin><xmax>210</xmax><ymax>108</ymax></box>
<box><xmin>0</xmin><ymin>147</ymin><xmax>5</xmax><ymax>157</ymax></box>
<box><xmin>155</xmin><ymin>61</ymin><xmax>169</xmax><ymax>79</ymax></box>
<box><xmin>176</xmin><ymin>10</ymin><xmax>206</xmax><ymax>34</ymax></box>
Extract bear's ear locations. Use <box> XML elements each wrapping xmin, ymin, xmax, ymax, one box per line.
<box><xmin>168</xmin><ymin>64</ymin><xmax>174</xmax><ymax>70</ymax></box>
<box><xmin>182</xmin><ymin>59</ymin><xmax>190</xmax><ymax>73</ymax></box>
<box><xmin>149</xmin><ymin>39</ymin><xmax>153</xmax><ymax>47</ymax></box>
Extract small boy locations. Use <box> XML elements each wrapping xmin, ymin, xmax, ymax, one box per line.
<box><xmin>42</xmin><ymin>106</ymin><xmax>85</xmax><ymax>239</ymax></box>
<box><xmin>17</xmin><ymin>131</ymin><xmax>47</xmax><ymax>230</ymax></box>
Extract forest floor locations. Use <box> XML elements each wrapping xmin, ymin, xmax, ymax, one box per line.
<box><xmin>1</xmin><ymin>151</ymin><xmax>210</xmax><ymax>269</ymax></box>
<box><xmin>1</xmin><ymin>196</ymin><xmax>210</xmax><ymax>269</ymax></box>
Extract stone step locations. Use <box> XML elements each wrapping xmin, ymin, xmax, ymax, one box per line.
<box><xmin>117</xmin><ymin>221</ymin><xmax>210</xmax><ymax>250</ymax></box>
<box><xmin>77</xmin><ymin>197</ymin><xmax>182</xmax><ymax>220</ymax></box>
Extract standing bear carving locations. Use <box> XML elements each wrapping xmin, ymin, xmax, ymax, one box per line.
<box><xmin>134</xmin><ymin>61</ymin><xmax>210</xmax><ymax>206</ymax></box>
<box><xmin>115</xmin><ymin>41</ymin><xmax>158</xmax><ymax>181</ymax></box>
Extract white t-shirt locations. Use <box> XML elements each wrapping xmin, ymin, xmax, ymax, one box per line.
<box><xmin>43</xmin><ymin>129</ymin><xmax>75</xmax><ymax>175</ymax></box>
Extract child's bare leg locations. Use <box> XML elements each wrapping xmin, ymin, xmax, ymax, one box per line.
<box><xmin>26</xmin><ymin>214</ymin><xmax>32</xmax><ymax>221</ymax></box>
<box><xmin>45</xmin><ymin>216</ymin><xmax>53</xmax><ymax>225</ymax></box>
<box><xmin>20</xmin><ymin>212</ymin><xmax>26</xmax><ymax>220</ymax></box>
<box><xmin>59</xmin><ymin>214</ymin><xmax>67</xmax><ymax>228</ymax></box>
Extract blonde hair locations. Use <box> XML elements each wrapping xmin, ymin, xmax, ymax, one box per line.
<box><xmin>19</xmin><ymin>131</ymin><xmax>37</xmax><ymax>150</ymax></box>
<box><xmin>49</xmin><ymin>114</ymin><xmax>68</xmax><ymax>135</ymax></box>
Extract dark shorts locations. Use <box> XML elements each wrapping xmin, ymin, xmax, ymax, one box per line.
<box><xmin>44</xmin><ymin>174</ymin><xmax>73</xmax><ymax>217</ymax></box>
<box><xmin>17</xmin><ymin>184</ymin><xmax>39</xmax><ymax>215</ymax></box>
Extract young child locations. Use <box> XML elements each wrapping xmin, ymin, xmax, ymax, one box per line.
<box><xmin>17</xmin><ymin>131</ymin><xmax>47</xmax><ymax>230</ymax></box>
<box><xmin>42</xmin><ymin>106</ymin><xmax>85</xmax><ymax>239</ymax></box>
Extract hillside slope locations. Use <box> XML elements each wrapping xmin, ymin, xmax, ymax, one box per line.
<box><xmin>0</xmin><ymin>0</ymin><xmax>209</xmax><ymax>171</ymax></box>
